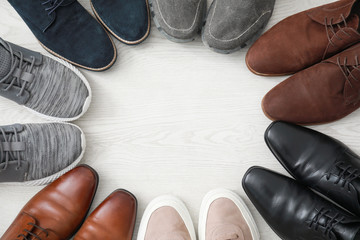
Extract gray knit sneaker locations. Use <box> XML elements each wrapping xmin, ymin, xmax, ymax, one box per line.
<box><xmin>202</xmin><ymin>0</ymin><xmax>275</xmax><ymax>54</ymax></box>
<box><xmin>149</xmin><ymin>0</ymin><xmax>207</xmax><ymax>42</ymax></box>
<box><xmin>0</xmin><ymin>122</ymin><xmax>85</xmax><ymax>186</ymax></box>
<box><xmin>0</xmin><ymin>38</ymin><xmax>91</xmax><ymax>121</ymax></box>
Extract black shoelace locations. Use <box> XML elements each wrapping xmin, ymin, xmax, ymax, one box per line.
<box><xmin>16</xmin><ymin>223</ymin><xmax>49</xmax><ymax>240</ymax></box>
<box><xmin>0</xmin><ymin>126</ymin><xmax>23</xmax><ymax>171</ymax></box>
<box><xmin>309</xmin><ymin>208</ymin><xmax>345</xmax><ymax>239</ymax></box>
<box><xmin>42</xmin><ymin>0</ymin><xmax>65</xmax><ymax>15</ymax></box>
<box><xmin>326</xmin><ymin>161</ymin><xmax>360</xmax><ymax>191</ymax></box>
<box><xmin>325</xmin><ymin>14</ymin><xmax>351</xmax><ymax>47</ymax></box>
<box><xmin>0</xmin><ymin>39</ymin><xmax>36</xmax><ymax>97</ymax></box>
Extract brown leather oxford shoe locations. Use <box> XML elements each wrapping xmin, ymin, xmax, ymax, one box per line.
<box><xmin>74</xmin><ymin>189</ymin><xmax>137</xmax><ymax>240</ymax></box>
<box><xmin>262</xmin><ymin>42</ymin><xmax>360</xmax><ymax>125</ymax></box>
<box><xmin>246</xmin><ymin>0</ymin><xmax>360</xmax><ymax>76</ymax></box>
<box><xmin>0</xmin><ymin>165</ymin><xmax>98</xmax><ymax>240</ymax></box>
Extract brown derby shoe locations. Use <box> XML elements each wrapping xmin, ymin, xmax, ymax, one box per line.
<box><xmin>246</xmin><ymin>0</ymin><xmax>360</xmax><ymax>76</ymax></box>
<box><xmin>0</xmin><ymin>165</ymin><xmax>98</xmax><ymax>240</ymax></box>
<box><xmin>262</xmin><ymin>42</ymin><xmax>360</xmax><ymax>125</ymax></box>
<box><xmin>74</xmin><ymin>189</ymin><xmax>137</xmax><ymax>240</ymax></box>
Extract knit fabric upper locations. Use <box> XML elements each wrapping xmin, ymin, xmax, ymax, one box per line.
<box><xmin>0</xmin><ymin>41</ymin><xmax>90</xmax><ymax>119</ymax></box>
<box><xmin>0</xmin><ymin>47</ymin><xmax>11</xmax><ymax>78</ymax></box>
<box><xmin>18</xmin><ymin>123</ymin><xmax>83</xmax><ymax>181</ymax></box>
<box><xmin>24</xmin><ymin>55</ymin><xmax>89</xmax><ymax>119</ymax></box>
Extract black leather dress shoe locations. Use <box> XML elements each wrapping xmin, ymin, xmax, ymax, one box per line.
<box><xmin>265</xmin><ymin>121</ymin><xmax>360</xmax><ymax>216</ymax></box>
<box><xmin>242</xmin><ymin>167</ymin><xmax>360</xmax><ymax>240</ymax></box>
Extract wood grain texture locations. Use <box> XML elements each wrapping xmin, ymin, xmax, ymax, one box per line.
<box><xmin>0</xmin><ymin>0</ymin><xmax>352</xmax><ymax>239</ymax></box>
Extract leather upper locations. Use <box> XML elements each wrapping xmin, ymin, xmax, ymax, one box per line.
<box><xmin>246</xmin><ymin>0</ymin><xmax>360</xmax><ymax>75</ymax></box>
<box><xmin>243</xmin><ymin>167</ymin><xmax>360</xmax><ymax>240</ymax></box>
<box><xmin>265</xmin><ymin>121</ymin><xmax>360</xmax><ymax>216</ymax></box>
<box><xmin>74</xmin><ymin>189</ymin><xmax>137</xmax><ymax>240</ymax></box>
<box><xmin>0</xmin><ymin>165</ymin><xmax>98</xmax><ymax>240</ymax></box>
<box><xmin>262</xmin><ymin>42</ymin><xmax>360</xmax><ymax>124</ymax></box>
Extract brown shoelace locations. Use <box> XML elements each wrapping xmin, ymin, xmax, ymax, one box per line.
<box><xmin>337</xmin><ymin>56</ymin><xmax>360</xmax><ymax>88</ymax></box>
<box><xmin>16</xmin><ymin>223</ymin><xmax>49</xmax><ymax>240</ymax></box>
<box><xmin>325</xmin><ymin>14</ymin><xmax>351</xmax><ymax>47</ymax></box>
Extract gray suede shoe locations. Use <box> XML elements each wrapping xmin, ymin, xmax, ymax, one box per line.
<box><xmin>202</xmin><ymin>0</ymin><xmax>275</xmax><ymax>54</ymax></box>
<box><xmin>0</xmin><ymin>122</ymin><xmax>85</xmax><ymax>186</ymax></box>
<box><xmin>149</xmin><ymin>0</ymin><xmax>207</xmax><ymax>42</ymax></box>
<box><xmin>0</xmin><ymin>38</ymin><xmax>91</xmax><ymax>121</ymax></box>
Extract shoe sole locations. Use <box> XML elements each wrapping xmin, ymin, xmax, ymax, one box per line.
<box><xmin>90</xmin><ymin>0</ymin><xmax>151</xmax><ymax>45</ymax></box>
<box><xmin>24</xmin><ymin>54</ymin><xmax>92</xmax><ymax>122</ymax></box>
<box><xmin>137</xmin><ymin>195</ymin><xmax>196</xmax><ymax>240</ymax></box>
<box><xmin>198</xmin><ymin>188</ymin><xmax>260</xmax><ymax>240</ymax></box>
<box><xmin>148</xmin><ymin>0</ymin><xmax>206</xmax><ymax>43</ymax></box>
<box><xmin>0</xmin><ymin>122</ymin><xmax>86</xmax><ymax>186</ymax></box>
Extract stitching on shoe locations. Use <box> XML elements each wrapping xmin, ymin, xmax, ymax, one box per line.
<box><xmin>208</xmin><ymin>7</ymin><xmax>271</xmax><ymax>42</ymax></box>
<box><xmin>155</xmin><ymin>0</ymin><xmax>203</xmax><ymax>31</ymax></box>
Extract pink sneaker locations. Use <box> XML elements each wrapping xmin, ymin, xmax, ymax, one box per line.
<box><xmin>137</xmin><ymin>195</ymin><xmax>196</xmax><ymax>240</ymax></box>
<box><xmin>199</xmin><ymin>189</ymin><xmax>260</xmax><ymax>240</ymax></box>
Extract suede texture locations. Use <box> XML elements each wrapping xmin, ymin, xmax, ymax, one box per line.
<box><xmin>8</xmin><ymin>0</ymin><xmax>116</xmax><ymax>71</ymax></box>
<box><xmin>262</xmin><ymin>42</ymin><xmax>360</xmax><ymax>125</ymax></box>
<box><xmin>91</xmin><ymin>0</ymin><xmax>150</xmax><ymax>44</ymax></box>
<box><xmin>150</xmin><ymin>0</ymin><xmax>207</xmax><ymax>41</ymax></box>
<box><xmin>202</xmin><ymin>0</ymin><xmax>275</xmax><ymax>53</ymax></box>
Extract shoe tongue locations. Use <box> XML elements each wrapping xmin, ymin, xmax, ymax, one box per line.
<box><xmin>0</xmin><ymin>45</ymin><xmax>11</xmax><ymax>78</ymax></box>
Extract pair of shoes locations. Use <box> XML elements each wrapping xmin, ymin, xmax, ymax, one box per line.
<box><xmin>137</xmin><ymin>189</ymin><xmax>259</xmax><ymax>240</ymax></box>
<box><xmin>0</xmin><ymin>122</ymin><xmax>85</xmax><ymax>186</ymax></box>
<box><xmin>243</xmin><ymin>121</ymin><xmax>360</xmax><ymax>239</ymax></box>
<box><xmin>8</xmin><ymin>0</ymin><xmax>150</xmax><ymax>71</ymax></box>
<box><xmin>0</xmin><ymin>38</ymin><xmax>91</xmax><ymax>121</ymax></box>
<box><xmin>247</xmin><ymin>0</ymin><xmax>360</xmax><ymax>124</ymax></box>
<box><xmin>150</xmin><ymin>0</ymin><xmax>275</xmax><ymax>53</ymax></box>
<box><xmin>1</xmin><ymin>166</ymin><xmax>137</xmax><ymax>240</ymax></box>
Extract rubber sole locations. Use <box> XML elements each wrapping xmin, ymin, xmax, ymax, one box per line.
<box><xmin>24</xmin><ymin>54</ymin><xmax>92</xmax><ymax>122</ymax></box>
<box><xmin>90</xmin><ymin>0</ymin><xmax>151</xmax><ymax>45</ymax></box>
<box><xmin>137</xmin><ymin>195</ymin><xmax>196</xmax><ymax>240</ymax></box>
<box><xmin>198</xmin><ymin>188</ymin><xmax>260</xmax><ymax>240</ymax></box>
<box><xmin>0</xmin><ymin>122</ymin><xmax>86</xmax><ymax>186</ymax></box>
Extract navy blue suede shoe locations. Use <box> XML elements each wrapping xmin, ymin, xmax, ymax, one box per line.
<box><xmin>8</xmin><ymin>0</ymin><xmax>117</xmax><ymax>71</ymax></box>
<box><xmin>91</xmin><ymin>0</ymin><xmax>150</xmax><ymax>44</ymax></box>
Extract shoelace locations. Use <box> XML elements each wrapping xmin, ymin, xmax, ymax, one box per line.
<box><xmin>0</xmin><ymin>40</ymin><xmax>35</xmax><ymax>97</ymax></box>
<box><xmin>326</xmin><ymin>161</ymin><xmax>360</xmax><ymax>190</ymax></box>
<box><xmin>0</xmin><ymin>126</ymin><xmax>22</xmax><ymax>171</ymax></box>
<box><xmin>309</xmin><ymin>208</ymin><xmax>345</xmax><ymax>239</ymax></box>
<box><xmin>325</xmin><ymin>14</ymin><xmax>351</xmax><ymax>47</ymax></box>
<box><xmin>16</xmin><ymin>223</ymin><xmax>49</xmax><ymax>240</ymax></box>
<box><xmin>337</xmin><ymin>56</ymin><xmax>360</xmax><ymax>89</ymax></box>
<box><xmin>42</xmin><ymin>0</ymin><xmax>65</xmax><ymax>15</ymax></box>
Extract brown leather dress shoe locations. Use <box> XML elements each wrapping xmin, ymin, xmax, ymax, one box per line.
<box><xmin>262</xmin><ymin>42</ymin><xmax>360</xmax><ymax>125</ymax></box>
<box><xmin>74</xmin><ymin>189</ymin><xmax>137</xmax><ymax>240</ymax></box>
<box><xmin>246</xmin><ymin>0</ymin><xmax>360</xmax><ymax>76</ymax></box>
<box><xmin>0</xmin><ymin>165</ymin><xmax>98</xmax><ymax>240</ymax></box>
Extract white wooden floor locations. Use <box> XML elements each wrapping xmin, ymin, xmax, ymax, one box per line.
<box><xmin>1</xmin><ymin>0</ymin><xmax>355</xmax><ymax>239</ymax></box>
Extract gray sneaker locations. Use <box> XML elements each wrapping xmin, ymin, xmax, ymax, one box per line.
<box><xmin>149</xmin><ymin>0</ymin><xmax>207</xmax><ymax>42</ymax></box>
<box><xmin>0</xmin><ymin>38</ymin><xmax>91</xmax><ymax>121</ymax></box>
<box><xmin>202</xmin><ymin>0</ymin><xmax>275</xmax><ymax>54</ymax></box>
<box><xmin>0</xmin><ymin>122</ymin><xmax>85</xmax><ymax>186</ymax></box>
